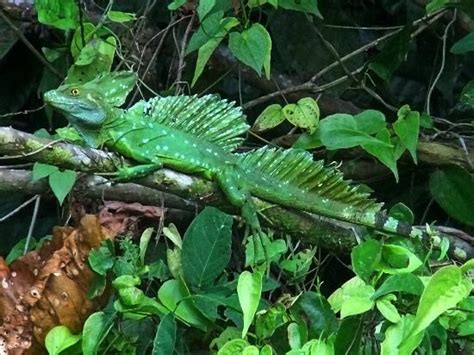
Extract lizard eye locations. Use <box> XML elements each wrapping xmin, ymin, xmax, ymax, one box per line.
<box><xmin>70</xmin><ymin>88</ymin><xmax>80</xmax><ymax>96</ymax></box>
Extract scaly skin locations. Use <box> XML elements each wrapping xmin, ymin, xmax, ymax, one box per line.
<box><xmin>43</xmin><ymin>71</ymin><xmax>428</xmax><ymax>241</ymax></box>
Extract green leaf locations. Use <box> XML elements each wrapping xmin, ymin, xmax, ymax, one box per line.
<box><xmin>82</xmin><ymin>311</ymin><xmax>115</xmax><ymax>355</ymax></box>
<box><xmin>319</xmin><ymin>113</ymin><xmax>392</xmax><ymax>150</ymax></box>
<box><xmin>32</xmin><ymin>162</ymin><xmax>58</xmax><ymax>181</ymax></box>
<box><xmin>229</xmin><ymin>23</ymin><xmax>272</xmax><ymax>77</ymax></box>
<box><xmin>354</xmin><ymin>109</ymin><xmax>386</xmax><ymax>134</ymax></box>
<box><xmin>243</xmin><ymin>345</ymin><xmax>260</xmax><ymax>355</ymax></box>
<box><xmin>152</xmin><ymin>313</ymin><xmax>177</xmax><ymax>355</ymax></box>
<box><xmin>252</xmin><ymin>104</ymin><xmax>284</xmax><ymax>132</ymax></box>
<box><xmin>426</xmin><ymin>0</ymin><xmax>450</xmax><ymax>13</ymax></box>
<box><xmin>389</xmin><ymin>203</ymin><xmax>414</xmax><ymax>224</ymax></box>
<box><xmin>401</xmin><ymin>265</ymin><xmax>472</xmax><ymax>347</ymax></box>
<box><xmin>162</xmin><ymin>223</ymin><xmax>182</xmax><ymax>248</ymax></box>
<box><xmin>191</xmin><ymin>16</ymin><xmax>239</xmax><ymax>86</ymax></box>
<box><xmin>280</xmin><ymin>249</ymin><xmax>315</xmax><ymax>280</ymax></box>
<box><xmin>113</xmin><ymin>275</ymin><xmax>141</xmax><ymax>289</ymax></box>
<box><xmin>340</xmin><ymin>284</ymin><xmax>375</xmax><ymax>318</ymax></box>
<box><xmin>278</xmin><ymin>0</ymin><xmax>323</xmax><ymax>18</ymax></box>
<box><xmin>451</xmin><ymin>32</ymin><xmax>474</xmax><ymax>54</ymax></box>
<box><xmin>182</xmin><ymin>207</ymin><xmax>232</xmax><ymax>287</ymax></box>
<box><xmin>429</xmin><ymin>165</ymin><xmax>474</xmax><ymax>226</ymax></box>
<box><xmin>168</xmin><ymin>0</ymin><xmax>187</xmax><ymax>10</ymax></box>
<box><xmin>282</xmin><ymin>98</ymin><xmax>320</xmax><ymax>133</ymax></box>
<box><xmin>334</xmin><ymin>317</ymin><xmax>362</xmax><ymax>355</ymax></box>
<box><xmin>198</xmin><ymin>0</ymin><xmax>217</xmax><ymax>20</ymax></box>
<box><xmin>157</xmin><ymin>279</ymin><xmax>209</xmax><ymax>331</ymax></box>
<box><xmin>373</xmin><ymin>273</ymin><xmax>424</xmax><ymax>299</ymax></box>
<box><xmin>362</xmin><ymin>128</ymin><xmax>399</xmax><ymax>181</ymax></box>
<box><xmin>378</xmin><ymin>244</ymin><xmax>423</xmax><ymax>274</ymax></box>
<box><xmin>45</xmin><ymin>326</ymin><xmax>81</xmax><ymax>355</ymax></box>
<box><xmin>48</xmin><ymin>169</ymin><xmax>77</xmax><ymax>205</ymax></box>
<box><xmin>381</xmin><ymin>315</ymin><xmax>422</xmax><ymax>355</ymax></box>
<box><xmin>107</xmin><ymin>11</ymin><xmax>136</xmax><ymax>23</ymax></box>
<box><xmin>210</xmin><ymin>327</ymin><xmax>241</xmax><ymax>350</ymax></box>
<box><xmin>218</xmin><ymin>339</ymin><xmax>250</xmax><ymax>355</ymax></box>
<box><xmin>139</xmin><ymin>227</ymin><xmax>154</xmax><ymax>264</ymax></box>
<box><xmin>70</xmin><ymin>22</ymin><xmax>96</xmax><ymax>60</ymax></box>
<box><xmin>192</xmin><ymin>293</ymin><xmax>227</xmax><ymax>321</ymax></box>
<box><xmin>287</xmin><ymin>322</ymin><xmax>303</xmax><ymax>350</ymax></box>
<box><xmin>289</xmin><ymin>292</ymin><xmax>338</xmax><ymax>339</ymax></box>
<box><xmin>394</xmin><ymin>105</ymin><xmax>420</xmax><ymax>163</ymax></box>
<box><xmin>293</xmin><ymin>130</ymin><xmax>322</xmax><ymax>150</ymax></box>
<box><xmin>5</xmin><ymin>238</ymin><xmax>37</xmax><ymax>264</ymax></box>
<box><xmin>328</xmin><ymin>277</ymin><xmax>375</xmax><ymax>318</ymax></box>
<box><xmin>35</xmin><ymin>0</ymin><xmax>79</xmax><ymax>30</ymax></box>
<box><xmin>255</xmin><ymin>303</ymin><xmax>288</xmax><ymax>339</ymax></box>
<box><xmin>376</xmin><ymin>294</ymin><xmax>401</xmax><ymax>323</ymax></box>
<box><xmin>66</xmin><ymin>36</ymin><xmax>117</xmax><ymax>85</ymax></box>
<box><xmin>187</xmin><ymin>12</ymin><xmax>224</xmax><ymax>54</ymax></box>
<box><xmin>88</xmin><ymin>243</ymin><xmax>114</xmax><ymax>275</ymax></box>
<box><xmin>351</xmin><ymin>239</ymin><xmax>383</xmax><ymax>282</ymax></box>
<box><xmin>238</xmin><ymin>271</ymin><xmax>263</xmax><ymax>338</ymax></box>
<box><xmin>369</xmin><ymin>24</ymin><xmax>412</xmax><ymax>81</ymax></box>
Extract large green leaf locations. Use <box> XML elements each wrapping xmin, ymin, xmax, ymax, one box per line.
<box><xmin>252</xmin><ymin>104</ymin><xmax>285</xmax><ymax>132</ymax></box>
<box><xmin>82</xmin><ymin>312</ymin><xmax>115</xmax><ymax>355</ymax></box>
<box><xmin>49</xmin><ymin>169</ymin><xmax>77</xmax><ymax>205</ymax></box>
<box><xmin>400</xmin><ymin>265</ymin><xmax>472</xmax><ymax>349</ymax></box>
<box><xmin>157</xmin><ymin>279</ymin><xmax>210</xmax><ymax>331</ymax></box>
<box><xmin>369</xmin><ymin>25</ymin><xmax>412</xmax><ymax>81</ymax></box>
<box><xmin>393</xmin><ymin>105</ymin><xmax>420</xmax><ymax>163</ymax></box>
<box><xmin>289</xmin><ymin>292</ymin><xmax>338</xmax><ymax>339</ymax></box>
<box><xmin>45</xmin><ymin>326</ymin><xmax>81</xmax><ymax>355</ymax></box>
<box><xmin>451</xmin><ymin>33</ymin><xmax>474</xmax><ymax>54</ymax></box>
<box><xmin>152</xmin><ymin>313</ymin><xmax>177</xmax><ymax>355</ymax></box>
<box><xmin>182</xmin><ymin>207</ymin><xmax>233</xmax><ymax>287</ymax></box>
<box><xmin>229</xmin><ymin>23</ymin><xmax>272</xmax><ymax>77</ymax></box>
<box><xmin>191</xmin><ymin>17</ymin><xmax>239</xmax><ymax>86</ymax></box>
<box><xmin>429</xmin><ymin>165</ymin><xmax>474</xmax><ymax>226</ymax></box>
<box><xmin>319</xmin><ymin>114</ymin><xmax>392</xmax><ymax>150</ymax></box>
<box><xmin>373</xmin><ymin>273</ymin><xmax>424</xmax><ymax>299</ymax></box>
<box><xmin>282</xmin><ymin>97</ymin><xmax>320</xmax><ymax>133</ymax></box>
<box><xmin>362</xmin><ymin>128</ymin><xmax>399</xmax><ymax>181</ymax></box>
<box><xmin>187</xmin><ymin>11</ymin><xmax>225</xmax><ymax>54</ymax></box>
<box><xmin>197</xmin><ymin>0</ymin><xmax>217</xmax><ymax>21</ymax></box>
<box><xmin>238</xmin><ymin>271</ymin><xmax>263</xmax><ymax>338</ymax></box>
<box><xmin>278</xmin><ymin>0</ymin><xmax>323</xmax><ymax>18</ymax></box>
<box><xmin>351</xmin><ymin>239</ymin><xmax>383</xmax><ymax>282</ymax></box>
<box><xmin>354</xmin><ymin>109</ymin><xmax>386</xmax><ymax>134</ymax></box>
<box><xmin>35</xmin><ymin>0</ymin><xmax>79</xmax><ymax>30</ymax></box>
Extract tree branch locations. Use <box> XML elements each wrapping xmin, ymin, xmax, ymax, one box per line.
<box><xmin>0</xmin><ymin>127</ymin><xmax>472</xmax><ymax>259</ymax></box>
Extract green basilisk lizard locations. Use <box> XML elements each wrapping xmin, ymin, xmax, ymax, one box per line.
<box><xmin>44</xmin><ymin>71</ymin><xmax>428</xmax><ymax>241</ymax></box>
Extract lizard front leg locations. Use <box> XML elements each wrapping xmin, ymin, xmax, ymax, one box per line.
<box><xmin>215</xmin><ymin>169</ymin><xmax>261</xmax><ymax>231</ymax></box>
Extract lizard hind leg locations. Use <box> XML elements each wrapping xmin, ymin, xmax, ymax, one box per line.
<box><xmin>215</xmin><ymin>169</ymin><xmax>261</xmax><ymax>231</ymax></box>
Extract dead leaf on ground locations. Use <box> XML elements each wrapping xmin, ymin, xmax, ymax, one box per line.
<box><xmin>0</xmin><ymin>215</ymin><xmax>116</xmax><ymax>354</ymax></box>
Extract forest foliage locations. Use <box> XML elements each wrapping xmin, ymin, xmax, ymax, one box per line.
<box><xmin>0</xmin><ymin>0</ymin><xmax>473</xmax><ymax>354</ymax></box>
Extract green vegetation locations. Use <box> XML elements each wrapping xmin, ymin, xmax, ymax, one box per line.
<box><xmin>0</xmin><ymin>0</ymin><xmax>473</xmax><ymax>354</ymax></box>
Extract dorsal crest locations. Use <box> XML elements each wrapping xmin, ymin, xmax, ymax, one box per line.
<box><xmin>127</xmin><ymin>95</ymin><xmax>249</xmax><ymax>152</ymax></box>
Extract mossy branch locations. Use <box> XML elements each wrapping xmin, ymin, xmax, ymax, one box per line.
<box><xmin>0</xmin><ymin>127</ymin><xmax>472</xmax><ymax>259</ymax></box>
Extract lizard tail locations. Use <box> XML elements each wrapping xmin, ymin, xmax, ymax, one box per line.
<box><xmin>237</xmin><ymin>147</ymin><xmax>426</xmax><ymax>240</ymax></box>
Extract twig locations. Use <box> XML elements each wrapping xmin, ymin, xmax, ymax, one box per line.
<box><xmin>242</xmin><ymin>9</ymin><xmax>448</xmax><ymax>110</ymax></box>
<box><xmin>0</xmin><ymin>195</ymin><xmax>38</xmax><ymax>222</ymax></box>
<box><xmin>175</xmin><ymin>13</ymin><xmax>195</xmax><ymax>93</ymax></box>
<box><xmin>425</xmin><ymin>10</ymin><xmax>457</xmax><ymax>115</ymax></box>
<box><xmin>0</xmin><ymin>105</ymin><xmax>45</xmax><ymax>118</ymax></box>
<box><xmin>0</xmin><ymin>9</ymin><xmax>62</xmax><ymax>78</ymax></box>
<box><xmin>0</xmin><ymin>139</ymin><xmax>63</xmax><ymax>160</ymax></box>
<box><xmin>24</xmin><ymin>195</ymin><xmax>40</xmax><ymax>255</ymax></box>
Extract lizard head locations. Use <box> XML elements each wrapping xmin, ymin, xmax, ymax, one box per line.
<box><xmin>44</xmin><ymin>71</ymin><xmax>138</xmax><ymax>147</ymax></box>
